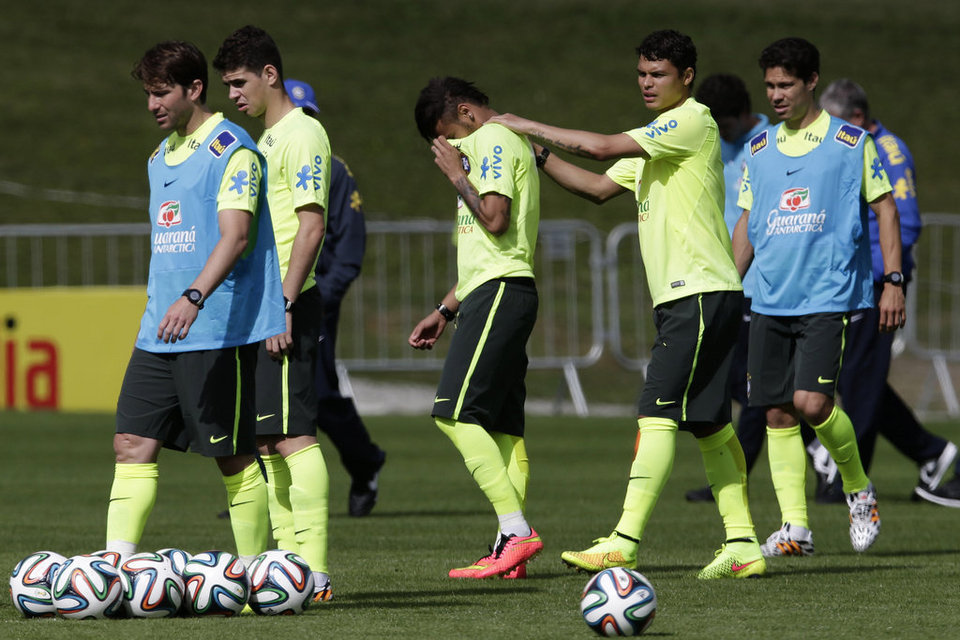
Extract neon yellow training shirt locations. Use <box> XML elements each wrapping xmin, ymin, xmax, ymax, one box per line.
<box><xmin>259</xmin><ymin>107</ymin><xmax>331</xmax><ymax>290</ymax></box>
<box><xmin>447</xmin><ymin>122</ymin><xmax>540</xmax><ymax>301</ymax></box>
<box><xmin>615</xmin><ymin>97</ymin><xmax>742</xmax><ymax>307</ymax></box>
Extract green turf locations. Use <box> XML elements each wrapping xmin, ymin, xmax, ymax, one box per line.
<box><xmin>1</xmin><ymin>411</ymin><xmax>958</xmax><ymax>638</ymax></box>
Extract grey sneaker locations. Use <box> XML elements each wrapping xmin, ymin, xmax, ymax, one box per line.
<box><xmin>917</xmin><ymin>441</ymin><xmax>958</xmax><ymax>493</ymax></box>
<box><xmin>760</xmin><ymin>523</ymin><xmax>815</xmax><ymax>557</ymax></box>
<box><xmin>914</xmin><ymin>475</ymin><xmax>960</xmax><ymax>508</ymax></box>
<box><xmin>847</xmin><ymin>483</ymin><xmax>881</xmax><ymax>552</ymax></box>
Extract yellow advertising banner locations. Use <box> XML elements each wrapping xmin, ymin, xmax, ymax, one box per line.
<box><xmin>0</xmin><ymin>287</ymin><xmax>146</xmax><ymax>412</ymax></box>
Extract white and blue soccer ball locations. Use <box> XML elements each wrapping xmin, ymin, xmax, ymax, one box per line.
<box><xmin>182</xmin><ymin>550</ymin><xmax>249</xmax><ymax>616</ymax></box>
<box><xmin>580</xmin><ymin>567</ymin><xmax>657</xmax><ymax>636</ymax></box>
<box><xmin>51</xmin><ymin>554</ymin><xmax>125</xmax><ymax>619</ymax></box>
<box><xmin>120</xmin><ymin>552</ymin><xmax>184</xmax><ymax>618</ymax></box>
<box><xmin>9</xmin><ymin>550</ymin><xmax>68</xmax><ymax>617</ymax></box>
<box><xmin>156</xmin><ymin>547</ymin><xmax>192</xmax><ymax>579</ymax></box>
<box><xmin>247</xmin><ymin>549</ymin><xmax>314</xmax><ymax>615</ymax></box>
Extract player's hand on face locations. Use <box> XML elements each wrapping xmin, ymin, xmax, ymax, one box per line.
<box><xmin>432</xmin><ymin>136</ymin><xmax>466</xmax><ymax>182</ymax></box>
<box><xmin>157</xmin><ymin>297</ymin><xmax>199</xmax><ymax>344</ymax></box>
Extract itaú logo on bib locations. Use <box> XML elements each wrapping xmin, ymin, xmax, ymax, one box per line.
<box><xmin>157</xmin><ymin>200</ymin><xmax>182</xmax><ymax>228</ymax></box>
<box><xmin>778</xmin><ymin>187</ymin><xmax>810</xmax><ymax>212</ymax></box>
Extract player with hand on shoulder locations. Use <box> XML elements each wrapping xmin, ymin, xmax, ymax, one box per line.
<box><xmin>214</xmin><ymin>25</ymin><xmax>332</xmax><ymax>602</ymax></box>
<box><xmin>106</xmin><ymin>40</ymin><xmax>284</xmax><ymax>567</ymax></box>
<box><xmin>491</xmin><ymin>30</ymin><xmax>765</xmax><ymax>580</ymax></box>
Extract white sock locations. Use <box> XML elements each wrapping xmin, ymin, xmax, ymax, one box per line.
<box><xmin>497</xmin><ymin>510</ymin><xmax>531</xmax><ymax>538</ymax></box>
<box><xmin>105</xmin><ymin>540</ymin><xmax>137</xmax><ymax>556</ymax></box>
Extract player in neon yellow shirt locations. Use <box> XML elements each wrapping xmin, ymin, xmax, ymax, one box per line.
<box><xmin>214</xmin><ymin>25</ymin><xmax>333</xmax><ymax>602</ymax></box>
<box><xmin>410</xmin><ymin>77</ymin><xmax>543</xmax><ymax>579</ymax></box>
<box><xmin>491</xmin><ymin>30</ymin><xmax>763</xmax><ymax>579</ymax></box>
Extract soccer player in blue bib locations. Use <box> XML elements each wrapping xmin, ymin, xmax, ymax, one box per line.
<box><xmin>732</xmin><ymin>38</ymin><xmax>906</xmax><ymax>555</ymax></box>
<box><xmin>106</xmin><ymin>41</ymin><xmax>285</xmax><ymax>565</ymax></box>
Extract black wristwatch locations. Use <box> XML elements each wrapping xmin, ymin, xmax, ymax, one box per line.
<box><xmin>882</xmin><ymin>271</ymin><xmax>904</xmax><ymax>287</ymax></box>
<box><xmin>284</xmin><ymin>296</ymin><xmax>294</xmax><ymax>312</ymax></box>
<box><xmin>436</xmin><ymin>303</ymin><xmax>456</xmax><ymax>321</ymax></box>
<box><xmin>182</xmin><ymin>288</ymin><xmax>204</xmax><ymax>309</ymax></box>
<box><xmin>535</xmin><ymin>146</ymin><xmax>551</xmax><ymax>168</ymax></box>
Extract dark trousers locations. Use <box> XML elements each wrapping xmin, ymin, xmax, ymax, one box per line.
<box><xmin>315</xmin><ymin>301</ymin><xmax>384</xmax><ymax>480</ymax></box>
<box><xmin>730</xmin><ymin>300</ymin><xmax>768</xmax><ymax>473</ymax></box>
<box><xmin>837</xmin><ymin>283</ymin><xmax>946</xmax><ymax>471</ymax></box>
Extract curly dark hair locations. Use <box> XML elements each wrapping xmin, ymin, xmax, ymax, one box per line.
<box><xmin>212</xmin><ymin>25</ymin><xmax>283</xmax><ymax>78</ymax></box>
<box><xmin>414</xmin><ymin>77</ymin><xmax>489</xmax><ymax>141</ymax></box>
<box><xmin>636</xmin><ymin>30</ymin><xmax>697</xmax><ymax>80</ymax></box>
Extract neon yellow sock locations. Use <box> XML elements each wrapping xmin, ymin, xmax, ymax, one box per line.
<box><xmin>766</xmin><ymin>425</ymin><xmax>809</xmax><ymax>528</ymax></box>
<box><xmin>492</xmin><ymin>433</ymin><xmax>529</xmax><ymax>511</ymax></box>
<box><xmin>223</xmin><ymin>462</ymin><xmax>268</xmax><ymax>562</ymax></box>
<box><xmin>261</xmin><ymin>453</ymin><xmax>295</xmax><ymax>551</ymax></box>
<box><xmin>813</xmin><ymin>406</ymin><xmax>869</xmax><ymax>493</ymax></box>
<box><xmin>106</xmin><ymin>462</ymin><xmax>158</xmax><ymax>550</ymax></box>
<box><xmin>614</xmin><ymin>417</ymin><xmax>677</xmax><ymax>540</ymax></box>
<box><xmin>436</xmin><ymin>418</ymin><xmax>523</xmax><ymax>516</ymax></box>
<box><xmin>697</xmin><ymin>424</ymin><xmax>757</xmax><ymax>540</ymax></box>
<box><xmin>285</xmin><ymin>444</ymin><xmax>329</xmax><ymax>574</ymax></box>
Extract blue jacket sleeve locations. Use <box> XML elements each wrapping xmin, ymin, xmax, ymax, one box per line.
<box><xmin>315</xmin><ymin>156</ymin><xmax>366</xmax><ymax>306</ymax></box>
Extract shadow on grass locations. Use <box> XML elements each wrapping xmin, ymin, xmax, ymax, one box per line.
<box><xmin>329</xmin><ymin>586</ymin><xmax>539</xmax><ymax>609</ymax></box>
<box><xmin>333</xmin><ymin>509</ymin><xmax>490</xmax><ymax>518</ymax></box>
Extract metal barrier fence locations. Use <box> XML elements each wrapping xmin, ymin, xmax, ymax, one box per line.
<box><xmin>2</xmin><ymin>215</ymin><xmax>959</xmax><ymax>416</ymax></box>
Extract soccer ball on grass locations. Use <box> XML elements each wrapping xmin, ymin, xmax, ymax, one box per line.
<box><xmin>580</xmin><ymin>567</ymin><xmax>657</xmax><ymax>636</ymax></box>
<box><xmin>247</xmin><ymin>549</ymin><xmax>314</xmax><ymax>615</ymax></box>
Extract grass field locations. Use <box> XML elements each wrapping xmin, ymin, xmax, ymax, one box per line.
<box><xmin>1</xmin><ymin>411</ymin><xmax>958</xmax><ymax>639</ymax></box>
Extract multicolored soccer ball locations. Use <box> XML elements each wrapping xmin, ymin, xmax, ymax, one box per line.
<box><xmin>182</xmin><ymin>550</ymin><xmax>249</xmax><ymax>616</ymax></box>
<box><xmin>51</xmin><ymin>554</ymin><xmax>125</xmax><ymax>619</ymax></box>
<box><xmin>120</xmin><ymin>552</ymin><xmax>184</xmax><ymax>618</ymax></box>
<box><xmin>580</xmin><ymin>567</ymin><xmax>657</xmax><ymax>636</ymax></box>
<box><xmin>247</xmin><ymin>549</ymin><xmax>315</xmax><ymax>615</ymax></box>
<box><xmin>9</xmin><ymin>551</ymin><xmax>68</xmax><ymax>617</ymax></box>
<box><xmin>156</xmin><ymin>548</ymin><xmax>192</xmax><ymax>578</ymax></box>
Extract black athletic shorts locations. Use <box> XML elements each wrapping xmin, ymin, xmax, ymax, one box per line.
<box><xmin>637</xmin><ymin>290</ymin><xmax>742</xmax><ymax>426</ymax></box>
<box><xmin>432</xmin><ymin>277</ymin><xmax>538</xmax><ymax>437</ymax></box>
<box><xmin>255</xmin><ymin>286</ymin><xmax>322</xmax><ymax>437</ymax></box>
<box><xmin>747</xmin><ymin>311</ymin><xmax>848</xmax><ymax>407</ymax></box>
<box><xmin>116</xmin><ymin>345</ymin><xmax>258</xmax><ymax>457</ymax></box>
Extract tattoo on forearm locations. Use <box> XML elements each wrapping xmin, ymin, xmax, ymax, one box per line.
<box><xmin>541</xmin><ymin>135</ymin><xmax>586</xmax><ymax>156</ymax></box>
<box><xmin>454</xmin><ymin>176</ymin><xmax>484</xmax><ymax>219</ymax></box>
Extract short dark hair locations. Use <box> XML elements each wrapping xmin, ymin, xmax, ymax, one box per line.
<box><xmin>636</xmin><ymin>30</ymin><xmax>697</xmax><ymax>80</ymax></box>
<box><xmin>212</xmin><ymin>25</ymin><xmax>283</xmax><ymax>78</ymax></box>
<box><xmin>695</xmin><ymin>74</ymin><xmax>751</xmax><ymax>119</ymax></box>
<box><xmin>758</xmin><ymin>37</ymin><xmax>819</xmax><ymax>82</ymax></box>
<box><xmin>414</xmin><ymin>77</ymin><xmax>489</xmax><ymax>141</ymax></box>
<box><xmin>132</xmin><ymin>40</ymin><xmax>208</xmax><ymax>103</ymax></box>
<box><xmin>819</xmin><ymin>78</ymin><xmax>870</xmax><ymax>122</ymax></box>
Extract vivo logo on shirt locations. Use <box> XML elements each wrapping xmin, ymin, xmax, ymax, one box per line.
<box><xmin>643</xmin><ymin>119</ymin><xmax>679</xmax><ymax>138</ymax></box>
